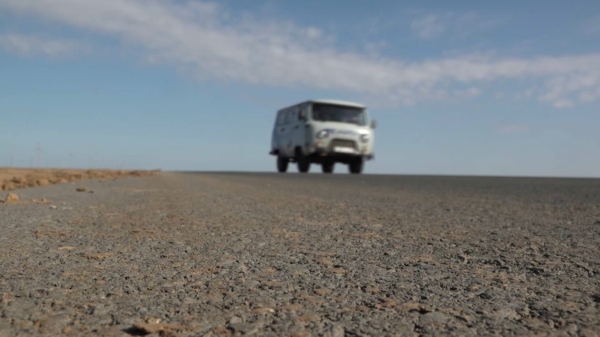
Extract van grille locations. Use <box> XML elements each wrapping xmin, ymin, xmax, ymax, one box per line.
<box><xmin>330</xmin><ymin>139</ymin><xmax>357</xmax><ymax>150</ymax></box>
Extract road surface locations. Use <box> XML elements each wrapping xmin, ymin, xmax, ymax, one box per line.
<box><xmin>1</xmin><ymin>172</ymin><xmax>599</xmax><ymax>336</ymax></box>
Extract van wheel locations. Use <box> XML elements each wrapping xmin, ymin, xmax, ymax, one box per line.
<box><xmin>348</xmin><ymin>158</ymin><xmax>363</xmax><ymax>174</ymax></box>
<box><xmin>296</xmin><ymin>150</ymin><xmax>311</xmax><ymax>173</ymax></box>
<box><xmin>322</xmin><ymin>162</ymin><xmax>334</xmax><ymax>174</ymax></box>
<box><xmin>277</xmin><ymin>156</ymin><xmax>289</xmax><ymax>173</ymax></box>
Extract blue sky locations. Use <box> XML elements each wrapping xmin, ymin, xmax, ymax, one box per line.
<box><xmin>1</xmin><ymin>0</ymin><xmax>599</xmax><ymax>176</ymax></box>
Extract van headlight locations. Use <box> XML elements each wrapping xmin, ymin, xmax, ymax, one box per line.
<box><xmin>360</xmin><ymin>134</ymin><xmax>370</xmax><ymax>143</ymax></box>
<box><xmin>316</xmin><ymin>130</ymin><xmax>329</xmax><ymax>139</ymax></box>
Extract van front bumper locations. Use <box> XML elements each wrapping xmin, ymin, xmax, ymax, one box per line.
<box><xmin>310</xmin><ymin>147</ymin><xmax>374</xmax><ymax>162</ymax></box>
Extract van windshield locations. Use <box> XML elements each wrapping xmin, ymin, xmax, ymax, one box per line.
<box><xmin>311</xmin><ymin>104</ymin><xmax>367</xmax><ymax>126</ymax></box>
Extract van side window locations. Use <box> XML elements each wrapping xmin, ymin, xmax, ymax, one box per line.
<box><xmin>293</xmin><ymin>108</ymin><xmax>300</xmax><ymax>121</ymax></box>
<box><xmin>280</xmin><ymin>111</ymin><xmax>288</xmax><ymax>126</ymax></box>
<box><xmin>283</xmin><ymin>110</ymin><xmax>291</xmax><ymax>125</ymax></box>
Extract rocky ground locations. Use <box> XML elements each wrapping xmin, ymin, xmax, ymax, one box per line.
<box><xmin>0</xmin><ymin>172</ymin><xmax>599</xmax><ymax>336</ymax></box>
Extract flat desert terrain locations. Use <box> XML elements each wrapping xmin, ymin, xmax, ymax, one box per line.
<box><xmin>0</xmin><ymin>172</ymin><xmax>599</xmax><ymax>336</ymax></box>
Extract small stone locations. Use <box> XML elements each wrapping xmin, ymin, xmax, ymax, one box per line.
<box><xmin>297</xmin><ymin>315</ymin><xmax>319</xmax><ymax>323</ymax></box>
<box><xmin>2</xmin><ymin>182</ymin><xmax>16</xmax><ymax>191</ymax></box>
<box><xmin>132</xmin><ymin>322</ymin><xmax>195</xmax><ymax>334</ymax></box>
<box><xmin>145</xmin><ymin>317</ymin><xmax>161</xmax><ymax>324</ymax></box>
<box><xmin>37</xmin><ymin>179</ymin><xmax>50</xmax><ymax>186</ymax></box>
<box><xmin>419</xmin><ymin>312</ymin><xmax>450</xmax><ymax>326</ymax></box>
<box><xmin>76</xmin><ymin>187</ymin><xmax>88</xmax><ymax>192</ymax></box>
<box><xmin>5</xmin><ymin>193</ymin><xmax>19</xmax><ymax>203</ymax></box>
<box><xmin>228</xmin><ymin>322</ymin><xmax>257</xmax><ymax>335</ymax></box>
<box><xmin>17</xmin><ymin>320</ymin><xmax>33</xmax><ymax>329</ymax></box>
<box><xmin>317</xmin><ymin>258</ymin><xmax>334</xmax><ymax>266</ymax></box>
<box><xmin>58</xmin><ymin>246</ymin><xmax>76</xmax><ymax>251</ymax></box>
<box><xmin>251</xmin><ymin>307</ymin><xmax>274</xmax><ymax>314</ymax></box>
<box><xmin>365</xmin><ymin>286</ymin><xmax>380</xmax><ymax>294</ymax></box>
<box><xmin>326</xmin><ymin>324</ymin><xmax>345</xmax><ymax>337</ymax></box>
<box><xmin>280</xmin><ymin>304</ymin><xmax>303</xmax><ymax>311</ymax></box>
<box><xmin>84</xmin><ymin>252</ymin><xmax>114</xmax><ymax>260</ymax></box>
<box><xmin>95</xmin><ymin>326</ymin><xmax>124</xmax><ymax>337</ymax></box>
<box><xmin>399</xmin><ymin>302</ymin><xmax>431</xmax><ymax>313</ymax></box>
<box><xmin>50</xmin><ymin>205</ymin><xmax>57</xmax><ymax>209</ymax></box>
<box><xmin>479</xmin><ymin>291</ymin><xmax>493</xmax><ymax>300</ymax></box>
<box><xmin>493</xmin><ymin>308</ymin><xmax>520</xmax><ymax>320</ymax></box>
<box><xmin>315</xmin><ymin>289</ymin><xmax>332</xmax><ymax>296</ymax></box>
<box><xmin>467</xmin><ymin>284</ymin><xmax>480</xmax><ymax>291</ymax></box>
<box><xmin>579</xmin><ymin>328</ymin><xmax>598</xmax><ymax>337</ymax></box>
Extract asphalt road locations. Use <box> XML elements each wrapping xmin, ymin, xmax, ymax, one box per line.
<box><xmin>1</xmin><ymin>172</ymin><xmax>599</xmax><ymax>336</ymax></box>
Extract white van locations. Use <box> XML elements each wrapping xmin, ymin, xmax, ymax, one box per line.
<box><xmin>270</xmin><ymin>99</ymin><xmax>376</xmax><ymax>174</ymax></box>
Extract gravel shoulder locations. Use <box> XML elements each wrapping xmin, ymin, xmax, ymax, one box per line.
<box><xmin>1</xmin><ymin>172</ymin><xmax>599</xmax><ymax>336</ymax></box>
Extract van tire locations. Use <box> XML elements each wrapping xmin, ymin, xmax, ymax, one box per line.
<box><xmin>296</xmin><ymin>149</ymin><xmax>311</xmax><ymax>173</ymax></box>
<box><xmin>277</xmin><ymin>156</ymin><xmax>289</xmax><ymax>173</ymax></box>
<box><xmin>348</xmin><ymin>158</ymin><xmax>363</xmax><ymax>174</ymax></box>
<box><xmin>322</xmin><ymin>162</ymin><xmax>334</xmax><ymax>174</ymax></box>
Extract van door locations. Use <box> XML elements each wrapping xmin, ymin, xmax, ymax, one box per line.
<box><xmin>273</xmin><ymin>111</ymin><xmax>287</xmax><ymax>156</ymax></box>
<box><xmin>284</xmin><ymin>109</ymin><xmax>296</xmax><ymax>156</ymax></box>
<box><xmin>290</xmin><ymin>105</ymin><xmax>307</xmax><ymax>152</ymax></box>
<box><xmin>277</xmin><ymin>109</ymin><xmax>294</xmax><ymax>157</ymax></box>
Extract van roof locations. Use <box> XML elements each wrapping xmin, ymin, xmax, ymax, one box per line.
<box><xmin>278</xmin><ymin>99</ymin><xmax>366</xmax><ymax>112</ymax></box>
<box><xmin>308</xmin><ymin>99</ymin><xmax>366</xmax><ymax>109</ymax></box>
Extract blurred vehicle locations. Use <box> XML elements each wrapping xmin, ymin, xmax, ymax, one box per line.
<box><xmin>270</xmin><ymin>99</ymin><xmax>376</xmax><ymax>174</ymax></box>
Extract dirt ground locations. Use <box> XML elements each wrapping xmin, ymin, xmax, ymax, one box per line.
<box><xmin>0</xmin><ymin>168</ymin><xmax>160</xmax><ymax>192</ymax></box>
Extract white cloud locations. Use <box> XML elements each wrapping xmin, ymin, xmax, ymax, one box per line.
<box><xmin>539</xmin><ymin>74</ymin><xmax>598</xmax><ymax>107</ymax></box>
<box><xmin>579</xmin><ymin>86</ymin><xmax>600</xmax><ymax>103</ymax></box>
<box><xmin>410</xmin><ymin>12</ymin><xmax>507</xmax><ymax>41</ymax></box>
<box><xmin>0</xmin><ymin>33</ymin><xmax>84</xmax><ymax>56</ymax></box>
<box><xmin>410</xmin><ymin>15</ymin><xmax>445</xmax><ymax>39</ymax></box>
<box><xmin>464</xmin><ymin>87</ymin><xmax>482</xmax><ymax>97</ymax></box>
<box><xmin>515</xmin><ymin>88</ymin><xmax>534</xmax><ymax>100</ymax></box>
<box><xmin>0</xmin><ymin>0</ymin><xmax>599</xmax><ymax>108</ymax></box>
<box><xmin>552</xmin><ymin>100</ymin><xmax>575</xmax><ymax>109</ymax></box>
